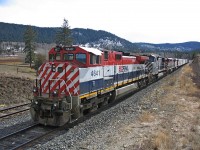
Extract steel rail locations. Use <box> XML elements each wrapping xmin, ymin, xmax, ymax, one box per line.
<box><xmin>0</xmin><ymin>123</ymin><xmax>57</xmax><ymax>150</ymax></box>
<box><xmin>0</xmin><ymin>107</ymin><xmax>29</xmax><ymax>118</ymax></box>
<box><xmin>10</xmin><ymin>127</ymin><xmax>57</xmax><ymax>150</ymax></box>
<box><xmin>0</xmin><ymin>103</ymin><xmax>30</xmax><ymax>112</ymax></box>
<box><xmin>0</xmin><ymin>123</ymin><xmax>38</xmax><ymax>141</ymax></box>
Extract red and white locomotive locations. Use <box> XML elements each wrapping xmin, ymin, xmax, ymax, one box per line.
<box><xmin>30</xmin><ymin>45</ymin><xmax>187</xmax><ymax>126</ymax></box>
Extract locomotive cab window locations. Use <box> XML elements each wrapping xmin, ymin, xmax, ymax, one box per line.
<box><xmin>64</xmin><ymin>53</ymin><xmax>74</xmax><ymax>61</ymax></box>
<box><xmin>115</xmin><ymin>54</ymin><xmax>122</xmax><ymax>60</ymax></box>
<box><xmin>76</xmin><ymin>53</ymin><xmax>86</xmax><ymax>64</ymax></box>
<box><xmin>90</xmin><ymin>53</ymin><xmax>100</xmax><ymax>64</ymax></box>
<box><xmin>56</xmin><ymin>53</ymin><xmax>61</xmax><ymax>61</ymax></box>
<box><xmin>104</xmin><ymin>51</ymin><xmax>108</xmax><ymax>60</ymax></box>
<box><xmin>49</xmin><ymin>54</ymin><xmax>55</xmax><ymax>62</ymax></box>
<box><xmin>148</xmin><ymin>56</ymin><xmax>156</xmax><ymax>62</ymax></box>
<box><xmin>96</xmin><ymin>55</ymin><xmax>100</xmax><ymax>64</ymax></box>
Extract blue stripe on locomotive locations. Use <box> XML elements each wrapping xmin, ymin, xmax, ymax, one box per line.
<box><xmin>114</xmin><ymin>69</ymin><xmax>145</xmax><ymax>82</ymax></box>
<box><xmin>80</xmin><ymin>78</ymin><xmax>103</xmax><ymax>95</ymax></box>
<box><xmin>79</xmin><ymin>77</ymin><xmax>115</xmax><ymax>95</ymax></box>
<box><xmin>79</xmin><ymin>69</ymin><xmax>146</xmax><ymax>95</ymax></box>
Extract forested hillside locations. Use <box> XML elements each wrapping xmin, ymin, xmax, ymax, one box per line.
<box><xmin>0</xmin><ymin>22</ymin><xmax>138</xmax><ymax>51</ymax></box>
<box><xmin>137</xmin><ymin>42</ymin><xmax>200</xmax><ymax>51</ymax></box>
<box><xmin>1</xmin><ymin>22</ymin><xmax>200</xmax><ymax>52</ymax></box>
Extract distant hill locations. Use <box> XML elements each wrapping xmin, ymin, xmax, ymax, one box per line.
<box><xmin>0</xmin><ymin>22</ymin><xmax>138</xmax><ymax>51</ymax></box>
<box><xmin>136</xmin><ymin>42</ymin><xmax>200</xmax><ymax>51</ymax></box>
<box><xmin>1</xmin><ymin>22</ymin><xmax>200</xmax><ymax>51</ymax></box>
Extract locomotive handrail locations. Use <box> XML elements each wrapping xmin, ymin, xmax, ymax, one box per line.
<box><xmin>65</xmin><ymin>77</ymin><xmax>79</xmax><ymax>95</ymax></box>
<box><xmin>49</xmin><ymin>78</ymin><xmax>73</xmax><ymax>110</ymax></box>
<box><xmin>65</xmin><ymin>77</ymin><xmax>80</xmax><ymax>108</ymax></box>
<box><xmin>35</xmin><ymin>78</ymin><xmax>43</xmax><ymax>96</ymax></box>
<box><xmin>35</xmin><ymin>77</ymin><xmax>80</xmax><ymax>110</ymax></box>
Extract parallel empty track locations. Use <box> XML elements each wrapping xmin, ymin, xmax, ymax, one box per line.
<box><xmin>0</xmin><ymin>123</ymin><xmax>56</xmax><ymax>150</ymax></box>
<box><xmin>0</xmin><ymin>103</ymin><xmax>30</xmax><ymax>119</ymax></box>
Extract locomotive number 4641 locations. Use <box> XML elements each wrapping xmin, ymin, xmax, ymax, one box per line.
<box><xmin>91</xmin><ymin>70</ymin><xmax>100</xmax><ymax>77</ymax></box>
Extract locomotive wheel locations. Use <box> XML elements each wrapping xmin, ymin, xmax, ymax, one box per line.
<box><xmin>108</xmin><ymin>90</ymin><xmax>116</xmax><ymax>103</ymax></box>
<box><xmin>138</xmin><ymin>80</ymin><xmax>142</xmax><ymax>88</ymax></box>
<box><xmin>138</xmin><ymin>79</ymin><xmax>146</xmax><ymax>88</ymax></box>
<box><xmin>155</xmin><ymin>74</ymin><xmax>158</xmax><ymax>80</ymax></box>
<box><xmin>98</xmin><ymin>97</ymin><xmax>108</xmax><ymax>108</ymax></box>
<box><xmin>30</xmin><ymin>107</ymin><xmax>39</xmax><ymax>122</ymax></box>
<box><xmin>143</xmin><ymin>79</ymin><xmax>147</xmax><ymax>87</ymax></box>
<box><xmin>73</xmin><ymin>106</ymin><xmax>82</xmax><ymax>119</ymax></box>
<box><xmin>89</xmin><ymin>105</ymin><xmax>98</xmax><ymax>113</ymax></box>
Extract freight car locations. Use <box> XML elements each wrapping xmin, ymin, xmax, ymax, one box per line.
<box><xmin>30</xmin><ymin>46</ymin><xmax>187</xmax><ymax>126</ymax></box>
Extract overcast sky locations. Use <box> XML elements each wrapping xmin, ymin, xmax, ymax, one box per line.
<box><xmin>0</xmin><ymin>0</ymin><xmax>200</xmax><ymax>44</ymax></box>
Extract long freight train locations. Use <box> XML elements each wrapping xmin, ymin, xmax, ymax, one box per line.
<box><xmin>30</xmin><ymin>46</ymin><xmax>188</xmax><ymax>126</ymax></box>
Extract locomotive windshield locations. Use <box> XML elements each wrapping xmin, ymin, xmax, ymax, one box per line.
<box><xmin>64</xmin><ymin>53</ymin><xmax>74</xmax><ymax>61</ymax></box>
<box><xmin>55</xmin><ymin>53</ymin><xmax>61</xmax><ymax>61</ymax></box>
<box><xmin>49</xmin><ymin>54</ymin><xmax>55</xmax><ymax>62</ymax></box>
<box><xmin>76</xmin><ymin>53</ymin><xmax>86</xmax><ymax>64</ymax></box>
<box><xmin>148</xmin><ymin>56</ymin><xmax>156</xmax><ymax>62</ymax></box>
<box><xmin>90</xmin><ymin>53</ymin><xmax>100</xmax><ymax>64</ymax></box>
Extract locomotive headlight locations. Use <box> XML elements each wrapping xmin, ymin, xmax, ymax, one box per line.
<box><xmin>35</xmin><ymin>101</ymin><xmax>38</xmax><ymax>105</ymax></box>
<box><xmin>33</xmin><ymin>87</ymin><xmax>38</xmax><ymax>93</ymax></box>
<box><xmin>52</xmin><ymin>90</ymin><xmax>58</xmax><ymax>97</ymax></box>
<box><xmin>53</xmin><ymin>103</ymin><xmax>57</xmax><ymax>107</ymax></box>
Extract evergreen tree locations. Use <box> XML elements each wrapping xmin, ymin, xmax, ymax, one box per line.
<box><xmin>34</xmin><ymin>53</ymin><xmax>46</xmax><ymax>70</ymax></box>
<box><xmin>0</xmin><ymin>40</ymin><xmax>2</xmax><ymax>55</ymax></box>
<box><xmin>23</xmin><ymin>26</ymin><xmax>36</xmax><ymax>67</ymax></box>
<box><xmin>56</xmin><ymin>19</ymin><xmax>73</xmax><ymax>46</ymax></box>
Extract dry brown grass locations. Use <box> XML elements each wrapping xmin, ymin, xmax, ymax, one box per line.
<box><xmin>191</xmin><ymin>116</ymin><xmax>200</xmax><ymax>126</ymax></box>
<box><xmin>152</xmin><ymin>130</ymin><xmax>173</xmax><ymax>150</ymax></box>
<box><xmin>162</xmin><ymin>74</ymin><xmax>178</xmax><ymax>93</ymax></box>
<box><xmin>0</xmin><ymin>56</ymin><xmax>37</xmax><ymax>79</ymax></box>
<box><xmin>143</xmin><ymin>64</ymin><xmax>200</xmax><ymax>150</ymax></box>
<box><xmin>0</xmin><ymin>64</ymin><xmax>36</xmax><ymax>79</ymax></box>
<box><xmin>187</xmin><ymin>133</ymin><xmax>200</xmax><ymax>150</ymax></box>
<box><xmin>162</xmin><ymin>65</ymin><xmax>199</xmax><ymax>100</ymax></box>
<box><xmin>179</xmin><ymin>137</ymin><xmax>189</xmax><ymax>149</ymax></box>
<box><xmin>0</xmin><ymin>56</ymin><xmax>24</xmax><ymax>64</ymax></box>
<box><xmin>191</xmin><ymin>55</ymin><xmax>200</xmax><ymax>88</ymax></box>
<box><xmin>167</xmin><ymin>75</ymin><xmax>177</xmax><ymax>87</ymax></box>
<box><xmin>179</xmin><ymin>65</ymin><xmax>198</xmax><ymax>92</ymax></box>
<box><xmin>139</xmin><ymin>111</ymin><xmax>155</xmax><ymax>123</ymax></box>
<box><xmin>176</xmin><ymin>102</ymin><xmax>188</xmax><ymax>111</ymax></box>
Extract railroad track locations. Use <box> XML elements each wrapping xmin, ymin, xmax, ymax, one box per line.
<box><xmin>0</xmin><ymin>103</ymin><xmax>30</xmax><ymax>119</ymax></box>
<box><xmin>0</xmin><ymin>123</ymin><xmax>56</xmax><ymax>150</ymax></box>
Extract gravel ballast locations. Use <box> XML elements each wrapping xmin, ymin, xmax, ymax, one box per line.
<box><xmin>0</xmin><ymin>112</ymin><xmax>32</xmax><ymax>129</ymax></box>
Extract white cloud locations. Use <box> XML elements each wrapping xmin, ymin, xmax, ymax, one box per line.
<box><xmin>0</xmin><ymin>0</ymin><xmax>200</xmax><ymax>43</ymax></box>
